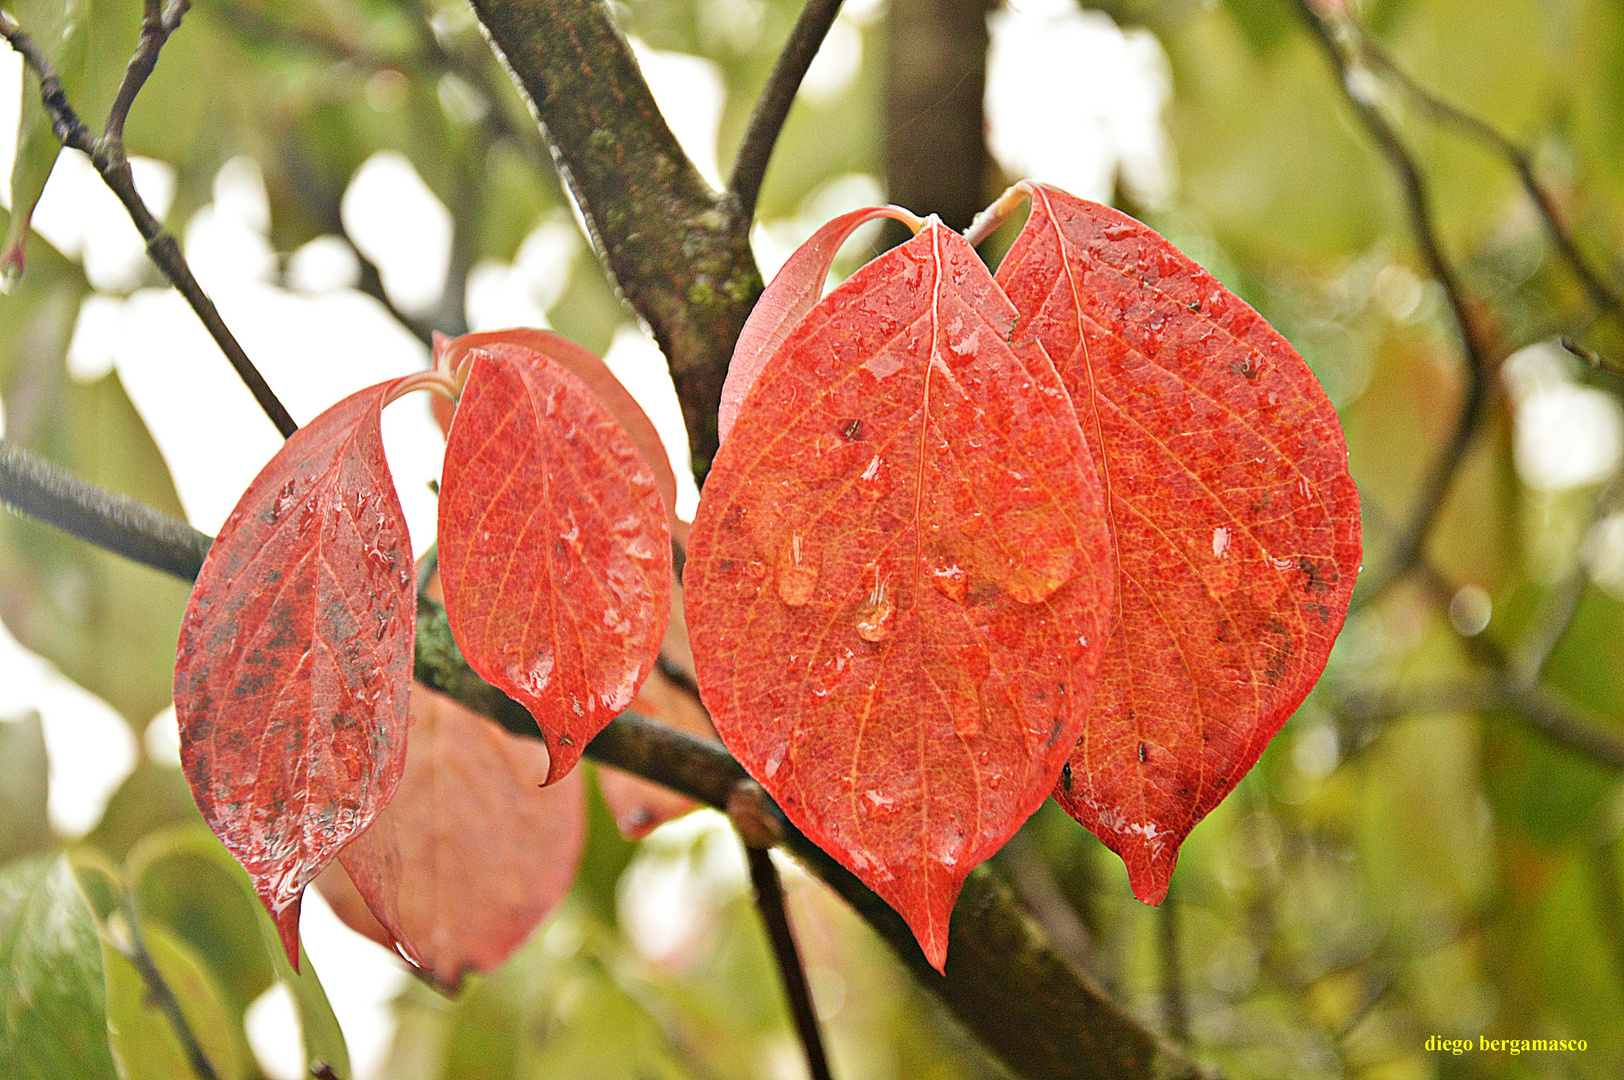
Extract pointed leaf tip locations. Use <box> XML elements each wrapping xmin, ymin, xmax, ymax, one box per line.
<box><xmin>995</xmin><ymin>184</ymin><xmax>1360</xmax><ymax>896</ymax></box>
<box><xmin>438</xmin><ymin>346</ymin><xmax>672</xmax><ymax>784</ymax></box>
<box><xmin>688</xmin><ymin>220</ymin><xmax>1113</xmax><ymax>969</ymax></box>
<box><xmin>174</xmin><ymin>381</ymin><xmax>416</xmax><ymax>968</ymax></box>
<box><xmin>274</xmin><ymin>896</ymin><xmax>304</xmax><ymax>971</ymax></box>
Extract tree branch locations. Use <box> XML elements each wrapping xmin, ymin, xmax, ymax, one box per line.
<box><xmin>111</xmin><ymin>909</ymin><xmax>223</xmax><ymax>1080</ymax></box>
<box><xmin>103</xmin><ymin>0</ymin><xmax>190</xmax><ymax>147</ymax></box>
<box><xmin>0</xmin><ymin>448</ymin><xmax>1213</xmax><ymax>1080</ymax></box>
<box><xmin>1350</xmin><ymin>26</ymin><xmax>1624</xmax><ymax>329</ymax></box>
<box><xmin>743</xmin><ymin>844</ymin><xmax>835</xmax><ymax>1080</ymax></box>
<box><xmin>0</xmin><ymin>9</ymin><xmax>299</xmax><ymax>439</ymax></box>
<box><xmin>1290</xmin><ymin>1</ymin><xmax>1493</xmax><ymax>609</ymax></box>
<box><xmin>464</xmin><ymin>0</ymin><xmax>762</xmax><ymax>481</ymax></box>
<box><xmin>728</xmin><ymin>0</ymin><xmax>846</xmax><ymax>222</ymax></box>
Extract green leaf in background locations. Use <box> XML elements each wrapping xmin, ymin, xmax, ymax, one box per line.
<box><xmin>128</xmin><ymin>826</ymin><xmax>351</xmax><ymax>1079</ymax></box>
<box><xmin>3</xmin><ymin>0</ymin><xmax>144</xmax><ymax>286</ymax></box>
<box><xmin>87</xmin><ymin>762</ymin><xmax>202</xmax><ymax>864</ymax></box>
<box><xmin>0</xmin><ymin>714</ymin><xmax>52</xmax><ymax>864</ymax></box>
<box><xmin>0</xmin><ymin>853</ymin><xmax>118</xmax><ymax>1080</ymax></box>
<box><xmin>0</xmin><ymin>367</ymin><xmax>193</xmax><ymax>731</ymax></box>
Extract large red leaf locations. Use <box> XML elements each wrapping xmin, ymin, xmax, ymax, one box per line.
<box><xmin>437</xmin><ymin>345</ymin><xmax>672</xmax><ymax>783</ymax></box>
<box><xmin>719</xmin><ymin>205</ymin><xmax>921</xmax><ymax>446</ymax></box>
<box><xmin>173</xmin><ymin>382</ymin><xmax>416</xmax><ymax>965</ymax></box>
<box><xmin>434</xmin><ymin>328</ymin><xmax>680</xmax><ymax>521</ymax></box>
<box><xmin>993</xmin><ymin>184</ymin><xmax>1362</xmax><ymax>903</ymax></box>
<box><xmin>323</xmin><ymin>683</ymin><xmax>585</xmax><ymax>990</ymax></box>
<box><xmin>686</xmin><ymin>220</ymin><xmax>1114</xmax><ymax>971</ymax></box>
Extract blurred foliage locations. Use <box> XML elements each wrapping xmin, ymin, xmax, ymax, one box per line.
<box><xmin>2</xmin><ymin>0</ymin><xmax>1624</xmax><ymax>1076</ymax></box>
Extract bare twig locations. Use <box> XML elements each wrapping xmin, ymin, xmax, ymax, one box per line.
<box><xmin>1351</xmin><ymin>27</ymin><xmax>1624</xmax><ymax>328</ymax></box>
<box><xmin>743</xmin><ymin>843</ymin><xmax>835</xmax><ymax>1080</ymax></box>
<box><xmin>104</xmin><ymin>0</ymin><xmax>191</xmax><ymax>146</ymax></box>
<box><xmin>0</xmin><ymin>10</ymin><xmax>299</xmax><ymax>438</ymax></box>
<box><xmin>1513</xmin><ymin>475</ymin><xmax>1624</xmax><ymax>682</ymax></box>
<box><xmin>1157</xmin><ymin>890</ymin><xmax>1189</xmax><ymax>1044</ymax></box>
<box><xmin>1290</xmin><ymin>1</ymin><xmax>1493</xmax><ymax>608</ymax></box>
<box><xmin>112</xmin><ymin>910</ymin><xmax>223</xmax><ymax>1080</ymax></box>
<box><xmin>729</xmin><ymin>0</ymin><xmax>846</xmax><ymax>222</ymax></box>
<box><xmin>1335</xmin><ymin>677</ymin><xmax>1624</xmax><ymax>771</ymax></box>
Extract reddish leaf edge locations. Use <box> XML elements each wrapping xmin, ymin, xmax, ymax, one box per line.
<box><xmin>176</xmin><ymin>373</ymin><xmax>440</xmax><ymax>970</ymax></box>
<box><xmin>976</xmin><ymin>180</ymin><xmax>1361</xmax><ymax>907</ymax></box>
<box><xmin>718</xmin><ymin>204</ymin><xmax>925</xmax><ymax>446</ymax></box>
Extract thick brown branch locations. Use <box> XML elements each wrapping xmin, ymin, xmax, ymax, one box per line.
<box><xmin>464</xmin><ymin>0</ymin><xmax>761</xmax><ymax>481</ymax></box>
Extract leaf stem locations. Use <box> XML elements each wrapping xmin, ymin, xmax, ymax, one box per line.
<box><xmin>742</xmin><ymin>842</ymin><xmax>835</xmax><ymax>1080</ymax></box>
<box><xmin>1290</xmin><ymin>0</ymin><xmax>1493</xmax><ymax>610</ymax></box>
<box><xmin>728</xmin><ymin>0</ymin><xmax>847</xmax><ymax>222</ymax></box>
<box><xmin>0</xmin><ymin>9</ymin><xmax>299</xmax><ymax>439</ymax></box>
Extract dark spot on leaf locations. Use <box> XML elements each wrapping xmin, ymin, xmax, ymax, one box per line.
<box><xmin>842</xmin><ymin>419</ymin><xmax>862</xmax><ymax>440</ymax></box>
<box><xmin>1061</xmin><ymin>762</ymin><xmax>1073</xmax><ymax>791</ymax></box>
<box><xmin>1138</xmin><ymin>741</ymin><xmax>1147</xmax><ymax>762</ymax></box>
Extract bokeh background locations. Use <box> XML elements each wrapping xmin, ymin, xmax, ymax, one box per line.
<box><xmin>3</xmin><ymin>0</ymin><xmax>1623</xmax><ymax>1076</ymax></box>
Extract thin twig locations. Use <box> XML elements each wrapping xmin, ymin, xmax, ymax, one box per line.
<box><xmin>728</xmin><ymin>0</ymin><xmax>847</xmax><ymax>222</ymax></box>
<box><xmin>113</xmin><ymin>910</ymin><xmax>223</xmax><ymax>1080</ymax></box>
<box><xmin>104</xmin><ymin>0</ymin><xmax>191</xmax><ymax>146</ymax></box>
<box><xmin>1513</xmin><ymin>475</ymin><xmax>1624</xmax><ymax>682</ymax></box>
<box><xmin>1156</xmin><ymin>889</ymin><xmax>1188</xmax><ymax>1044</ymax></box>
<box><xmin>743</xmin><ymin>844</ymin><xmax>835</xmax><ymax>1080</ymax></box>
<box><xmin>1335</xmin><ymin>676</ymin><xmax>1624</xmax><ymax>770</ymax></box>
<box><xmin>1290</xmin><ymin>1</ymin><xmax>1493</xmax><ymax>609</ymax></box>
<box><xmin>0</xmin><ymin>11</ymin><xmax>298</xmax><ymax>438</ymax></box>
<box><xmin>1351</xmin><ymin>26</ymin><xmax>1624</xmax><ymax>328</ymax></box>
<box><xmin>0</xmin><ymin>440</ymin><xmax>212</xmax><ymax>579</ymax></box>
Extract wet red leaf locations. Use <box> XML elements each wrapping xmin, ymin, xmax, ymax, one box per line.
<box><xmin>435</xmin><ymin>328</ymin><xmax>680</xmax><ymax>522</ymax></box>
<box><xmin>686</xmin><ymin>220</ymin><xmax>1114</xmax><ymax>971</ymax></box>
<box><xmin>437</xmin><ymin>345</ymin><xmax>672</xmax><ymax>783</ymax></box>
<box><xmin>325</xmin><ymin>683</ymin><xmax>585</xmax><ymax>990</ymax></box>
<box><xmin>994</xmin><ymin>184</ymin><xmax>1362</xmax><ymax>903</ymax></box>
<box><xmin>719</xmin><ymin>205</ymin><xmax>920</xmax><ymax>446</ymax></box>
<box><xmin>173</xmin><ymin>381</ymin><xmax>416</xmax><ymax>966</ymax></box>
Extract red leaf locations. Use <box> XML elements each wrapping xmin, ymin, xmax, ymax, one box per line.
<box><xmin>437</xmin><ymin>345</ymin><xmax>673</xmax><ymax>783</ymax></box>
<box><xmin>173</xmin><ymin>382</ymin><xmax>416</xmax><ymax>966</ymax></box>
<box><xmin>435</xmin><ymin>328</ymin><xmax>680</xmax><ymax>521</ymax></box>
<box><xmin>686</xmin><ymin>220</ymin><xmax>1114</xmax><ymax>971</ymax></box>
<box><xmin>719</xmin><ymin>205</ymin><xmax>921</xmax><ymax>446</ymax></box>
<box><xmin>325</xmin><ymin>683</ymin><xmax>585</xmax><ymax>990</ymax></box>
<box><xmin>994</xmin><ymin>184</ymin><xmax>1362</xmax><ymax>903</ymax></box>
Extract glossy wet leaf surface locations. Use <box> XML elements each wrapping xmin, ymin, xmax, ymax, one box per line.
<box><xmin>995</xmin><ymin>185</ymin><xmax>1361</xmax><ymax>903</ymax></box>
<box><xmin>438</xmin><ymin>345</ymin><xmax>672</xmax><ymax>782</ymax></box>
<box><xmin>0</xmin><ymin>854</ymin><xmax>117</xmax><ymax>1080</ymax></box>
<box><xmin>173</xmin><ymin>381</ymin><xmax>416</xmax><ymax>964</ymax></box>
<box><xmin>329</xmin><ymin>684</ymin><xmax>585</xmax><ymax>990</ymax></box>
<box><xmin>687</xmin><ymin>220</ymin><xmax>1113</xmax><ymax>970</ymax></box>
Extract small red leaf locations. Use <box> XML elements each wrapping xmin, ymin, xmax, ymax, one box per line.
<box><xmin>437</xmin><ymin>345</ymin><xmax>672</xmax><ymax>782</ymax></box>
<box><xmin>719</xmin><ymin>205</ymin><xmax>921</xmax><ymax>446</ymax></box>
<box><xmin>173</xmin><ymin>382</ymin><xmax>416</xmax><ymax>966</ymax></box>
<box><xmin>327</xmin><ymin>683</ymin><xmax>585</xmax><ymax>990</ymax></box>
<box><xmin>436</xmin><ymin>328</ymin><xmax>680</xmax><ymax>521</ymax></box>
<box><xmin>994</xmin><ymin>184</ymin><xmax>1361</xmax><ymax>903</ymax></box>
<box><xmin>687</xmin><ymin>220</ymin><xmax>1113</xmax><ymax>971</ymax></box>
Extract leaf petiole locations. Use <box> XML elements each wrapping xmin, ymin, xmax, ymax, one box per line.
<box><xmin>384</xmin><ymin>368</ymin><xmax>461</xmax><ymax>407</ymax></box>
<box><xmin>963</xmin><ymin>179</ymin><xmax>1036</xmax><ymax>248</ymax></box>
